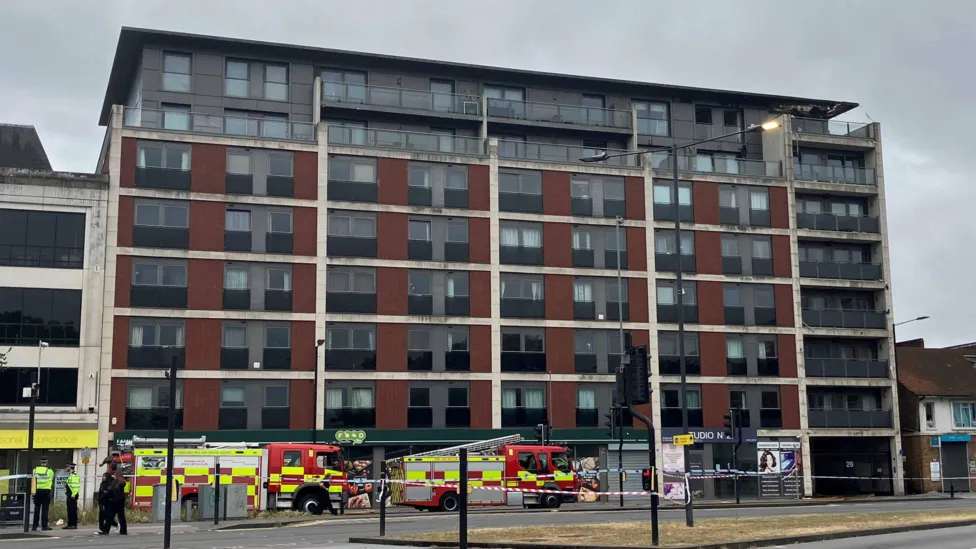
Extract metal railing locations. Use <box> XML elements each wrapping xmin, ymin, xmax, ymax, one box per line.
<box><xmin>322</xmin><ymin>81</ymin><xmax>481</xmax><ymax>116</ymax></box>
<box><xmin>793</xmin><ymin>117</ymin><xmax>873</xmax><ymax>139</ymax></box>
<box><xmin>486</xmin><ymin>98</ymin><xmax>632</xmax><ymax>129</ymax></box>
<box><xmin>124</xmin><ymin>108</ymin><xmax>315</xmax><ymax>142</ymax></box>
<box><xmin>805</xmin><ymin>358</ymin><xmax>889</xmax><ymax>378</ymax></box>
<box><xmin>793</xmin><ymin>162</ymin><xmax>876</xmax><ymax>185</ymax></box>
<box><xmin>650</xmin><ymin>151</ymin><xmax>782</xmax><ymax>177</ymax></box>
<box><xmin>801</xmin><ymin>308</ymin><xmax>887</xmax><ymax>330</ymax></box>
<box><xmin>328</xmin><ymin>126</ymin><xmax>485</xmax><ymax>155</ymax></box>
<box><xmin>497</xmin><ymin>140</ymin><xmax>639</xmax><ymax>167</ymax></box>
<box><xmin>807</xmin><ymin>409</ymin><xmax>892</xmax><ymax>429</ymax></box>
<box><xmin>694</xmin><ymin>124</ymin><xmax>743</xmax><ymax>142</ymax></box>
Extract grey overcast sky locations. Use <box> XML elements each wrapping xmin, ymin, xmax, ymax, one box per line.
<box><xmin>0</xmin><ymin>0</ymin><xmax>970</xmax><ymax>346</ymax></box>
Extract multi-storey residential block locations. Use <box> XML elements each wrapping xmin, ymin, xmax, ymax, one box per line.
<box><xmin>95</xmin><ymin>27</ymin><xmax>902</xmax><ymax>500</ymax></box>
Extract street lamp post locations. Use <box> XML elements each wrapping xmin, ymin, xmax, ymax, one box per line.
<box><xmin>23</xmin><ymin>341</ymin><xmax>47</xmax><ymax>533</ymax></box>
<box><xmin>314</xmin><ymin>339</ymin><xmax>326</xmax><ymax>444</ymax></box>
<box><xmin>583</xmin><ymin>120</ymin><xmax>781</xmax><ymax>528</ymax></box>
<box><xmin>163</xmin><ymin>353</ymin><xmax>179</xmax><ymax>549</ymax></box>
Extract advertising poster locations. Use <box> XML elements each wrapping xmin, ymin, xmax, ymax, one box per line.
<box><xmin>344</xmin><ymin>458</ymin><xmax>373</xmax><ymax>508</ymax></box>
<box><xmin>662</xmin><ymin>443</ymin><xmax>685</xmax><ymax>501</ymax></box>
<box><xmin>573</xmin><ymin>454</ymin><xmax>602</xmax><ymax>503</ymax></box>
<box><xmin>780</xmin><ymin>441</ymin><xmax>801</xmax><ymax>498</ymax></box>
<box><xmin>757</xmin><ymin>442</ymin><xmax>781</xmax><ymax>498</ymax></box>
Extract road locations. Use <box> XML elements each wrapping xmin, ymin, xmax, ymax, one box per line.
<box><xmin>1</xmin><ymin>499</ymin><xmax>973</xmax><ymax>549</ymax></box>
<box><xmin>789</xmin><ymin>524</ymin><xmax>976</xmax><ymax>548</ymax></box>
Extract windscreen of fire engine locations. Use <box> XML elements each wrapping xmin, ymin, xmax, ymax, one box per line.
<box><xmin>551</xmin><ymin>452</ymin><xmax>572</xmax><ymax>473</ymax></box>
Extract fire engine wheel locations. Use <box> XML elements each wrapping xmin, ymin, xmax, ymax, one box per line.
<box><xmin>298</xmin><ymin>494</ymin><xmax>325</xmax><ymax>515</ymax></box>
<box><xmin>438</xmin><ymin>492</ymin><xmax>460</xmax><ymax>512</ymax></box>
<box><xmin>540</xmin><ymin>492</ymin><xmax>561</xmax><ymax>509</ymax></box>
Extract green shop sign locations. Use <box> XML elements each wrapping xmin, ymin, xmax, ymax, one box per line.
<box><xmin>334</xmin><ymin>430</ymin><xmax>367</xmax><ymax>444</ymax></box>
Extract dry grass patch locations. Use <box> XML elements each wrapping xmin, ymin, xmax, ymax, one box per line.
<box><xmin>399</xmin><ymin>509</ymin><xmax>976</xmax><ymax>547</ymax></box>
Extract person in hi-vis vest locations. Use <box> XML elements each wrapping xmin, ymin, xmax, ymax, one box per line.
<box><xmin>31</xmin><ymin>456</ymin><xmax>54</xmax><ymax>531</ymax></box>
<box><xmin>63</xmin><ymin>463</ymin><xmax>81</xmax><ymax>530</ymax></box>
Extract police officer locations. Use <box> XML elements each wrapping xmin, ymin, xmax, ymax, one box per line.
<box><xmin>62</xmin><ymin>463</ymin><xmax>80</xmax><ymax>530</ymax></box>
<box><xmin>31</xmin><ymin>456</ymin><xmax>54</xmax><ymax>531</ymax></box>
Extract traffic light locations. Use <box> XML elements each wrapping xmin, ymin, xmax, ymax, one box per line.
<box><xmin>544</xmin><ymin>423</ymin><xmax>552</xmax><ymax>445</ymax></box>
<box><xmin>723</xmin><ymin>409</ymin><xmax>736</xmax><ymax>439</ymax></box>
<box><xmin>604</xmin><ymin>407</ymin><xmax>617</xmax><ymax>439</ymax></box>
<box><xmin>624</xmin><ymin>346</ymin><xmax>650</xmax><ymax>405</ymax></box>
<box><xmin>534</xmin><ymin>422</ymin><xmax>545</xmax><ymax>445</ymax></box>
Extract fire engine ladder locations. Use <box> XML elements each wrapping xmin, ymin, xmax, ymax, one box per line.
<box><xmin>129</xmin><ymin>436</ymin><xmax>207</xmax><ymax>450</ymax></box>
<box><xmin>406</xmin><ymin>434</ymin><xmax>523</xmax><ymax>459</ymax></box>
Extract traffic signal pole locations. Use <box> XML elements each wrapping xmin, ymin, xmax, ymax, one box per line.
<box><xmin>617</xmin><ymin>407</ymin><xmax>624</xmax><ymax>508</ymax></box>
<box><xmin>621</xmin><ymin>346</ymin><xmax>658</xmax><ymax>546</ymax></box>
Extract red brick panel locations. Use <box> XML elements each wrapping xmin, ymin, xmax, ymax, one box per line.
<box><xmin>187</xmin><ymin>259</ymin><xmax>223</xmax><ymax>310</ymax></box>
<box><xmin>293</xmin><ymin>207</ymin><xmax>317</xmax><ymax>257</ymax></box>
<box><xmin>469</xmin><ymin>165</ymin><xmax>490</xmax><ymax>211</ymax></box>
<box><xmin>189</xmin><ymin>201</ymin><xmax>224</xmax><ymax>252</ymax></box>
<box><xmin>291</xmin><ymin>321</ymin><xmax>315</xmax><ymax>371</ymax></box>
<box><xmin>117</xmin><ymin>196</ymin><xmax>134</xmax><ymax>248</ymax></box>
<box><xmin>772</xmin><ymin>235</ymin><xmax>791</xmax><ymax>278</ymax></box>
<box><xmin>120</xmin><ymin>138</ymin><xmax>136</xmax><ymax>188</ymax></box>
<box><xmin>626</xmin><ymin>227</ymin><xmax>647</xmax><ymax>272</ymax></box>
<box><xmin>290</xmin><ymin>379</ymin><xmax>314</xmax><ymax>430</ymax></box>
<box><xmin>697</xmin><ymin>281</ymin><xmax>724</xmax><ymax>325</ymax></box>
<box><xmin>699</xmin><ymin>332</ymin><xmax>726</xmax><ymax>377</ymax></box>
<box><xmin>469</xmin><ymin>271</ymin><xmax>491</xmax><ymax>318</ymax></box>
<box><xmin>542</xmin><ymin>222</ymin><xmax>570</xmax><ymax>268</ymax></box>
<box><xmin>545</xmin><ymin>327</ymin><xmax>574</xmax><ymax>375</ymax></box>
<box><xmin>695</xmin><ymin>231</ymin><xmax>722</xmax><ymax>275</ymax></box>
<box><xmin>542</xmin><ymin>171</ymin><xmax>570</xmax><ymax>217</ymax></box>
<box><xmin>702</xmin><ymin>384</ymin><xmax>728</xmax><ymax>428</ymax></box>
<box><xmin>628</xmin><ymin>278</ymin><xmax>648</xmax><ymax>323</ymax></box>
<box><xmin>110</xmin><ymin>378</ymin><xmax>127</xmax><ymax>432</ymax></box>
<box><xmin>376</xmin><ymin>380</ymin><xmax>407</xmax><ymax>429</ymax></box>
<box><xmin>376</xmin><ymin>268</ymin><xmax>407</xmax><ymax>316</ymax></box>
<box><xmin>377</xmin><ymin>158</ymin><xmax>408</xmax><ymax>206</ymax></box>
<box><xmin>778</xmin><ymin>334</ymin><xmax>798</xmax><ymax>378</ymax></box>
<box><xmin>293</xmin><ymin>151</ymin><xmax>318</xmax><ymax>200</ymax></box>
<box><xmin>468</xmin><ymin>218</ymin><xmax>490</xmax><ymax>264</ymax></box>
<box><xmin>469</xmin><ymin>326</ymin><xmax>491</xmax><ymax>374</ymax></box>
<box><xmin>377</xmin><ymin>212</ymin><xmax>407</xmax><ymax>260</ymax></box>
<box><xmin>184</xmin><ymin>379</ymin><xmax>219</xmax><ymax>431</ymax></box>
<box><xmin>115</xmin><ymin>255</ymin><xmax>132</xmax><ymax>308</ymax></box>
<box><xmin>692</xmin><ymin>181</ymin><xmax>719</xmax><ymax>225</ymax></box>
<box><xmin>774</xmin><ymin>285</ymin><xmax>794</xmax><ymax>327</ymax></box>
<box><xmin>624</xmin><ymin>176</ymin><xmax>645</xmax><ymax>220</ymax></box>
<box><xmin>780</xmin><ymin>385</ymin><xmax>800</xmax><ymax>429</ymax></box>
<box><xmin>293</xmin><ymin>264</ymin><xmax>316</xmax><ymax>314</ymax></box>
<box><xmin>549</xmin><ymin>381</ymin><xmax>576</xmax><ymax>429</ymax></box>
<box><xmin>544</xmin><ymin>275</ymin><xmax>573</xmax><ymax>320</ymax></box>
<box><xmin>112</xmin><ymin>316</ymin><xmax>130</xmax><ymax>370</ymax></box>
<box><xmin>470</xmin><ymin>380</ymin><xmax>492</xmax><ymax>429</ymax></box>
<box><xmin>769</xmin><ymin>187</ymin><xmax>789</xmax><ymax>229</ymax></box>
<box><xmin>184</xmin><ymin>318</ymin><xmax>220</xmax><ymax>370</ymax></box>
<box><xmin>377</xmin><ymin>323</ymin><xmax>407</xmax><ymax>372</ymax></box>
<box><xmin>190</xmin><ymin>143</ymin><xmax>226</xmax><ymax>195</ymax></box>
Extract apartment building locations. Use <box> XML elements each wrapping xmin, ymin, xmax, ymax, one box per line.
<box><xmin>95</xmin><ymin>27</ymin><xmax>902</xmax><ymax>499</ymax></box>
<box><xmin>0</xmin><ymin>124</ymin><xmax>109</xmax><ymax>499</ymax></box>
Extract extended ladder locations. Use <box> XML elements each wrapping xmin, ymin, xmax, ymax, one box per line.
<box><xmin>405</xmin><ymin>434</ymin><xmax>523</xmax><ymax>459</ymax></box>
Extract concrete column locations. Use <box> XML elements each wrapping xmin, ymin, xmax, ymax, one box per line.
<box><xmin>642</xmin><ymin>160</ymin><xmax>664</xmax><ymax>491</ymax></box>
<box><xmin>315</xmin><ymin>122</ymin><xmax>330</xmax><ymax>434</ymax></box>
<box><xmin>488</xmin><ymin>138</ymin><xmax>502</xmax><ymax>428</ymax></box>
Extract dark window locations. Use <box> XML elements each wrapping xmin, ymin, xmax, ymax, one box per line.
<box><xmin>327</xmin><ymin>269</ymin><xmax>375</xmax><ymax>293</ymax></box>
<box><xmin>408</xmin><ymin>220</ymin><xmax>431</xmax><ymax>242</ymax></box>
<box><xmin>408</xmin><ymin>329</ymin><xmax>430</xmax><ymax>350</ymax></box>
<box><xmin>409</xmin><ymin>387</ymin><xmax>430</xmax><ymax>408</ymax></box>
<box><xmin>327</xmin><ymin>326</ymin><xmax>375</xmax><ymax>350</ymax></box>
<box><xmin>695</xmin><ymin>107</ymin><xmax>713</xmax><ymax>124</ymax></box>
<box><xmin>269</xmin><ymin>153</ymin><xmax>294</xmax><ymax>177</ymax></box>
<box><xmin>501</xmin><ymin>330</ymin><xmax>544</xmax><ymax>352</ymax></box>
<box><xmin>448</xmin><ymin>387</ymin><xmax>468</xmax><ymax>407</ymax></box>
<box><xmin>0</xmin><ymin>288</ymin><xmax>81</xmax><ymax>346</ymax></box>
<box><xmin>135</xmin><ymin>202</ymin><xmax>188</xmax><ymax>228</ymax></box>
<box><xmin>634</xmin><ymin>101</ymin><xmax>669</xmax><ymax>136</ymax></box>
<box><xmin>447</xmin><ymin>329</ymin><xmax>468</xmax><ymax>351</ymax></box>
<box><xmin>265</xmin><ymin>325</ymin><xmax>290</xmax><ymax>348</ymax></box>
<box><xmin>446</xmin><ymin>219</ymin><xmax>468</xmax><ymax>243</ymax></box>
<box><xmin>0</xmin><ymin>209</ymin><xmax>85</xmax><ymax>269</ymax></box>
<box><xmin>0</xmin><ymin>367</ymin><xmax>78</xmax><ymax>406</ymax></box>
<box><xmin>328</xmin><ymin>215</ymin><xmax>376</xmax><ymax>237</ymax></box>
<box><xmin>761</xmin><ymin>390</ymin><xmax>780</xmax><ymax>409</ymax></box>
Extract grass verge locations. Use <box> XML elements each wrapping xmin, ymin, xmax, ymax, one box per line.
<box><xmin>398</xmin><ymin>509</ymin><xmax>976</xmax><ymax>547</ymax></box>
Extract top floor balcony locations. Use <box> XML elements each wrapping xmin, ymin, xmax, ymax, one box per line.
<box><xmin>792</xmin><ymin>117</ymin><xmax>874</xmax><ymax>140</ymax></box>
<box><xmin>486</xmin><ymin>98</ymin><xmax>632</xmax><ymax>132</ymax></box>
<box><xmin>328</xmin><ymin>126</ymin><xmax>486</xmax><ymax>156</ymax></box>
<box><xmin>124</xmin><ymin>108</ymin><xmax>315</xmax><ymax>143</ymax></box>
<box><xmin>321</xmin><ymin>81</ymin><xmax>482</xmax><ymax>118</ymax></box>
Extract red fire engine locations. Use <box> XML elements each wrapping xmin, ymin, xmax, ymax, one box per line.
<box><xmin>386</xmin><ymin>434</ymin><xmax>579</xmax><ymax>511</ymax></box>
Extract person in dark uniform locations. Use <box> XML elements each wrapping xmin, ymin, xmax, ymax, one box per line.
<box><xmin>62</xmin><ymin>463</ymin><xmax>80</xmax><ymax>530</ymax></box>
<box><xmin>110</xmin><ymin>471</ymin><xmax>127</xmax><ymax>535</ymax></box>
<box><xmin>31</xmin><ymin>456</ymin><xmax>54</xmax><ymax>531</ymax></box>
<box><xmin>97</xmin><ymin>472</ymin><xmax>114</xmax><ymax>535</ymax></box>
<box><xmin>318</xmin><ymin>477</ymin><xmax>338</xmax><ymax>516</ymax></box>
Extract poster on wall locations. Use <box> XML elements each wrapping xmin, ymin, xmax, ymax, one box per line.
<box><xmin>662</xmin><ymin>443</ymin><xmax>686</xmax><ymax>501</ymax></box>
<box><xmin>344</xmin><ymin>458</ymin><xmax>374</xmax><ymax>508</ymax></box>
<box><xmin>757</xmin><ymin>442</ymin><xmax>781</xmax><ymax>498</ymax></box>
<box><xmin>573</xmin><ymin>454</ymin><xmax>602</xmax><ymax>503</ymax></box>
<box><xmin>780</xmin><ymin>441</ymin><xmax>801</xmax><ymax>498</ymax></box>
<box><xmin>930</xmin><ymin>461</ymin><xmax>942</xmax><ymax>482</ymax></box>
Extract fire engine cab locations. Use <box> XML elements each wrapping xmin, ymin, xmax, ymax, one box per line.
<box><xmin>386</xmin><ymin>434</ymin><xmax>579</xmax><ymax>511</ymax></box>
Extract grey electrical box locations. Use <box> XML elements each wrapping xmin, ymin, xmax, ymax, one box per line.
<box><xmin>151</xmin><ymin>484</ymin><xmax>180</xmax><ymax>523</ymax></box>
<box><xmin>198</xmin><ymin>484</ymin><xmax>248</xmax><ymax>521</ymax></box>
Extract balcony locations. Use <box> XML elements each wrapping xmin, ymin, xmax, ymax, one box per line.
<box><xmin>606</xmin><ymin>302</ymin><xmax>629</xmax><ymax>322</ymax></box>
<box><xmin>652</xmin><ymin>153</ymin><xmax>782</xmax><ymax>178</ymax></box>
<box><xmin>225</xmin><ymin>173</ymin><xmax>253</xmax><ymax>195</ymax></box>
<box><xmin>757</xmin><ymin>357</ymin><xmax>780</xmax><ymax>376</ymax></box>
<box><xmin>126</xmin><ymin>408</ymin><xmax>183</xmax><ymax>430</ymax></box>
<box><xmin>796</xmin><ymin>212</ymin><xmax>880</xmax><ymax>234</ymax></box>
<box><xmin>572</xmin><ymin>249</ymin><xmax>595</xmax><ymax>268</ymax></box>
<box><xmin>576</xmin><ymin>408</ymin><xmax>599</xmax><ymax>427</ymax></box>
<box><xmin>661</xmin><ymin>408</ymin><xmax>704</xmax><ymax>428</ymax></box>
<box><xmin>445</xmin><ymin>351</ymin><xmax>471</xmax><ymax>371</ymax></box>
<box><xmin>444</xmin><ymin>242</ymin><xmax>469</xmax><ymax>262</ymax></box>
<box><xmin>722</xmin><ymin>257</ymin><xmax>742</xmax><ymax>275</ymax></box>
<box><xmin>407</xmin><ymin>295</ymin><xmax>433</xmax><ymax>315</ymax></box>
<box><xmin>407</xmin><ymin>407</ymin><xmax>434</xmax><ymax>428</ymax></box>
<box><xmin>127</xmin><ymin>346</ymin><xmax>185</xmax><ymax>369</ymax></box>
<box><xmin>130</xmin><ymin>285</ymin><xmax>187</xmax><ymax>309</ymax></box>
<box><xmin>328</xmin><ymin>179</ymin><xmax>378</xmax><ymax>203</ymax></box>
<box><xmin>124</xmin><ymin>108</ymin><xmax>315</xmax><ymax>142</ymax></box>
<box><xmin>499</xmin><ymin>192</ymin><xmax>543</xmax><ymax>214</ymax></box>
<box><xmin>328</xmin><ymin>127</ymin><xmax>485</xmax><ymax>156</ymax></box>
<box><xmin>262</xmin><ymin>408</ymin><xmax>290</xmax><ymax>429</ymax></box>
<box><xmin>799</xmin><ymin>261</ymin><xmax>883</xmax><ymax>281</ymax></box>
<box><xmin>753</xmin><ymin>258</ymin><xmax>774</xmax><ymax>276</ymax></box>
<box><xmin>755</xmin><ymin>307</ymin><xmax>776</xmax><ymax>326</ymax></box>
<box><xmin>407</xmin><ymin>351</ymin><xmax>433</xmax><ymax>371</ymax></box>
<box><xmin>659</xmin><ymin>356</ymin><xmax>701</xmax><ymax>376</ymax></box>
<box><xmin>655</xmin><ymin>253</ymin><xmax>696</xmax><ymax>273</ymax></box>
<box><xmin>407</xmin><ymin>239</ymin><xmax>433</xmax><ymax>260</ymax></box>
<box><xmin>501</xmin><ymin>407</ymin><xmax>547</xmax><ymax>428</ymax></box>
<box><xmin>262</xmin><ymin>348</ymin><xmax>291</xmax><ymax>370</ymax></box>
<box><xmin>445</xmin><ymin>407</ymin><xmax>471</xmax><ymax>427</ymax></box>
<box><xmin>497</xmin><ymin>140</ymin><xmax>638</xmax><ymax>167</ymax></box>
<box><xmin>807</xmin><ymin>409</ymin><xmax>893</xmax><ymax>429</ymax></box>
<box><xmin>574</xmin><ymin>353</ymin><xmax>597</xmax><ymax>374</ymax></box>
<box><xmin>267</xmin><ymin>176</ymin><xmax>295</xmax><ymax>198</ymax></box>
<box><xmin>224</xmin><ymin>230</ymin><xmax>252</xmax><ymax>252</ymax></box>
<box><xmin>327</xmin><ymin>236</ymin><xmax>377</xmax><ymax>258</ymax></box>
<box><xmin>326</xmin><ymin>292</ymin><xmax>377</xmax><ymax>314</ymax></box>
<box><xmin>657</xmin><ymin>304</ymin><xmax>699</xmax><ymax>324</ymax></box>
<box><xmin>500</xmin><ymin>352</ymin><xmax>546</xmax><ymax>372</ymax></box>
<box><xmin>792</xmin><ymin>118</ymin><xmax>874</xmax><ymax>140</ymax></box>
<box><xmin>222</xmin><ymin>289</ymin><xmax>251</xmax><ymax>310</ymax></box>
<box><xmin>325</xmin><ymin>350</ymin><xmax>376</xmax><ymax>371</ymax></box>
<box><xmin>132</xmin><ymin>226</ymin><xmax>189</xmax><ymax>250</ymax></box>
<box><xmin>727</xmin><ymin>357</ymin><xmax>747</xmax><ymax>376</ymax></box>
<box><xmin>135</xmin><ymin>167</ymin><xmax>191</xmax><ymax>191</ymax></box>
<box><xmin>264</xmin><ymin>290</ymin><xmax>293</xmax><ymax>312</ymax></box>
<box><xmin>500</xmin><ymin>298</ymin><xmax>545</xmax><ymax>318</ymax></box>
<box><xmin>218</xmin><ymin>408</ymin><xmax>248</xmax><ymax>430</ymax></box>
<box><xmin>605</xmin><ymin>250</ymin><xmax>628</xmax><ymax>270</ymax></box>
<box><xmin>573</xmin><ymin>301</ymin><xmax>596</xmax><ymax>320</ymax></box>
<box><xmin>571</xmin><ymin>197</ymin><xmax>593</xmax><ymax>217</ymax></box>
<box><xmin>445</xmin><ymin>296</ymin><xmax>470</xmax><ymax>316</ymax></box>
<box><xmin>322</xmin><ymin>81</ymin><xmax>481</xmax><ymax>117</ymax></box>
<box><xmin>760</xmin><ymin>409</ymin><xmax>783</xmax><ymax>428</ymax></box>
<box><xmin>325</xmin><ymin>407</ymin><xmax>376</xmax><ymax>428</ymax></box>
<box><xmin>694</xmin><ymin>124</ymin><xmax>743</xmax><ymax>142</ymax></box>
<box><xmin>653</xmin><ymin>202</ymin><xmax>694</xmax><ymax>223</ymax></box>
<box><xmin>499</xmin><ymin>245</ymin><xmax>544</xmax><ymax>265</ymax></box>
<box><xmin>802</xmin><ymin>309</ymin><xmax>886</xmax><ymax>329</ymax></box>
<box><xmin>220</xmin><ymin>347</ymin><xmax>249</xmax><ymax>369</ymax></box>
<box><xmin>793</xmin><ymin>162</ymin><xmax>876</xmax><ymax>186</ymax></box>
<box><xmin>805</xmin><ymin>358</ymin><xmax>889</xmax><ymax>378</ymax></box>
<box><xmin>408</xmin><ymin>186</ymin><xmax>432</xmax><ymax>206</ymax></box>
<box><xmin>266</xmin><ymin>233</ymin><xmax>294</xmax><ymax>254</ymax></box>
<box><xmin>487</xmin><ymin>98</ymin><xmax>631</xmax><ymax>130</ymax></box>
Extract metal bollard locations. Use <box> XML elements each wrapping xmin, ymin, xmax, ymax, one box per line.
<box><xmin>379</xmin><ymin>473</ymin><xmax>388</xmax><ymax>537</ymax></box>
<box><xmin>951</xmin><ymin>482</ymin><xmax>955</xmax><ymax>499</ymax></box>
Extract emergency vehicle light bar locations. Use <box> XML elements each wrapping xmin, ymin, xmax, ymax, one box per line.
<box><xmin>405</xmin><ymin>434</ymin><xmax>523</xmax><ymax>459</ymax></box>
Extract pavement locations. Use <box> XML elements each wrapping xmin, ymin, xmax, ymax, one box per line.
<box><xmin>0</xmin><ymin>497</ymin><xmax>971</xmax><ymax>548</ymax></box>
<box><xmin>787</xmin><ymin>524</ymin><xmax>976</xmax><ymax>548</ymax></box>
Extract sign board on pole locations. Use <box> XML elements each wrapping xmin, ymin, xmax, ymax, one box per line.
<box><xmin>672</xmin><ymin>434</ymin><xmax>695</xmax><ymax>446</ymax></box>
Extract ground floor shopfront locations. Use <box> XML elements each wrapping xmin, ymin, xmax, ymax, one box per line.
<box><xmin>0</xmin><ymin>426</ymin><xmax>100</xmax><ymax>502</ymax></box>
<box><xmin>903</xmin><ymin>433</ymin><xmax>976</xmax><ymax>494</ymax></box>
<box><xmin>808</xmin><ymin>436</ymin><xmax>895</xmax><ymax>496</ymax></box>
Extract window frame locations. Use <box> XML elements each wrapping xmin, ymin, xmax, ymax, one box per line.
<box><xmin>161</xmin><ymin>52</ymin><xmax>192</xmax><ymax>93</ymax></box>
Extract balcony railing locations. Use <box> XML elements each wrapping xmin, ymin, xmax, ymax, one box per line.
<box><xmin>805</xmin><ymin>358</ymin><xmax>889</xmax><ymax>378</ymax></box>
<box><xmin>124</xmin><ymin>108</ymin><xmax>315</xmax><ymax>142</ymax></box>
<box><xmin>807</xmin><ymin>409</ymin><xmax>892</xmax><ymax>429</ymax></box>
<box><xmin>325</xmin><ymin>407</ymin><xmax>376</xmax><ymax>428</ymax></box>
<box><xmin>793</xmin><ymin>162</ymin><xmax>876</xmax><ymax>185</ymax></box>
<box><xmin>445</xmin><ymin>406</ymin><xmax>471</xmax><ymax>427</ymax></box>
<box><xmin>650</xmin><ymin>152</ymin><xmax>782</xmax><ymax>178</ymax></box>
<box><xmin>486</xmin><ymin>98</ymin><xmax>632</xmax><ymax>130</ymax></box>
<box><xmin>694</xmin><ymin>124</ymin><xmax>743</xmax><ymax>142</ymax></box>
<box><xmin>407</xmin><ymin>407</ymin><xmax>434</xmax><ymax>428</ymax></box>
<box><xmin>575</xmin><ymin>408</ymin><xmax>599</xmax><ymax>427</ymax></box>
<box><xmin>322</xmin><ymin>81</ymin><xmax>481</xmax><ymax>116</ymax></box>
<box><xmin>796</xmin><ymin>213</ymin><xmax>880</xmax><ymax>234</ymax></box>
<box><xmin>327</xmin><ymin>127</ymin><xmax>485</xmax><ymax>156</ymax></box>
<box><xmin>497</xmin><ymin>140</ymin><xmax>639</xmax><ymax>167</ymax></box>
<box><xmin>802</xmin><ymin>308</ymin><xmax>887</xmax><ymax>330</ymax></box>
<box><xmin>501</xmin><ymin>407</ymin><xmax>547</xmax><ymax>428</ymax></box>
<box><xmin>798</xmin><ymin>261</ymin><xmax>883</xmax><ymax>281</ymax></box>
<box><xmin>126</xmin><ymin>408</ymin><xmax>183</xmax><ymax>430</ymax></box>
<box><xmin>792</xmin><ymin>117</ymin><xmax>873</xmax><ymax>139</ymax></box>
